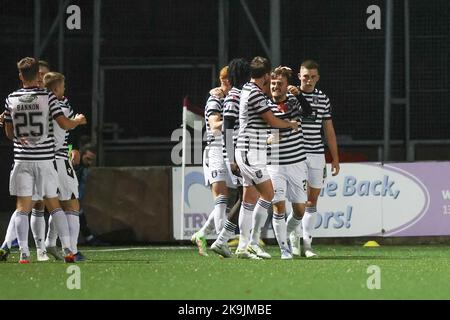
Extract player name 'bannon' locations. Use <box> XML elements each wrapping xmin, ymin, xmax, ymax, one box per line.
<box><xmin>17</xmin><ymin>104</ymin><xmax>40</xmax><ymax>111</ymax></box>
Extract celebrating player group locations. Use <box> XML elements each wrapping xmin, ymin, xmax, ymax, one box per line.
<box><xmin>0</xmin><ymin>57</ymin><xmax>87</xmax><ymax>264</ymax></box>
<box><xmin>192</xmin><ymin>57</ymin><xmax>340</xmax><ymax>260</ymax></box>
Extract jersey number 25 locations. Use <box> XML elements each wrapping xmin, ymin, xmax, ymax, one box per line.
<box><xmin>14</xmin><ymin>112</ymin><xmax>44</xmax><ymax>137</ymax></box>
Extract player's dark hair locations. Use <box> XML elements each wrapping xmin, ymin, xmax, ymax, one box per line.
<box><xmin>250</xmin><ymin>56</ymin><xmax>271</xmax><ymax>79</ymax></box>
<box><xmin>228</xmin><ymin>58</ymin><xmax>250</xmax><ymax>89</ymax></box>
<box><xmin>17</xmin><ymin>57</ymin><xmax>39</xmax><ymax>82</ymax></box>
<box><xmin>301</xmin><ymin>60</ymin><xmax>320</xmax><ymax>74</ymax></box>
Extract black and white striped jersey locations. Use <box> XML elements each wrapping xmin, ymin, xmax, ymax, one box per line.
<box><xmin>236</xmin><ymin>82</ymin><xmax>271</xmax><ymax>152</ymax></box>
<box><xmin>222</xmin><ymin>87</ymin><xmax>241</xmax><ymax>160</ymax></box>
<box><xmin>54</xmin><ymin>97</ymin><xmax>73</xmax><ymax>160</ymax></box>
<box><xmin>4</xmin><ymin>87</ymin><xmax>63</xmax><ymax>162</ymax></box>
<box><xmin>301</xmin><ymin>88</ymin><xmax>332</xmax><ymax>154</ymax></box>
<box><xmin>267</xmin><ymin>93</ymin><xmax>306</xmax><ymax>165</ymax></box>
<box><xmin>204</xmin><ymin>95</ymin><xmax>223</xmax><ymax>149</ymax></box>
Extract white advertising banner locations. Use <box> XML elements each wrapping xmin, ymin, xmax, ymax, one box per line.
<box><xmin>172</xmin><ymin>162</ymin><xmax>449</xmax><ymax>240</ymax></box>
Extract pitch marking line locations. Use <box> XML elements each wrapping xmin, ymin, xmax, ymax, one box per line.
<box><xmin>83</xmin><ymin>246</ymin><xmax>194</xmax><ymax>252</ymax></box>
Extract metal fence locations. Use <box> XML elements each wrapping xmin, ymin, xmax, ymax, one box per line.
<box><xmin>0</xmin><ymin>0</ymin><xmax>449</xmax><ymax>165</ymax></box>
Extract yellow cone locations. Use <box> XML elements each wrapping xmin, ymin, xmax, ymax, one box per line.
<box><xmin>363</xmin><ymin>240</ymin><xmax>380</xmax><ymax>247</ymax></box>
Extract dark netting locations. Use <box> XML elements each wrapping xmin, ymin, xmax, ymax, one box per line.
<box><xmin>0</xmin><ymin>0</ymin><xmax>35</xmax><ymax>98</ymax></box>
<box><xmin>103</xmin><ymin>67</ymin><xmax>214</xmax><ymax>138</ymax></box>
<box><xmin>228</xmin><ymin>0</ymin><xmax>270</xmax><ymax>59</ymax></box>
<box><xmin>283</xmin><ymin>0</ymin><xmax>385</xmax><ymax>141</ymax></box>
<box><xmin>0</xmin><ymin>0</ymin><xmax>449</xmax><ymax>152</ymax></box>
<box><xmin>410</xmin><ymin>0</ymin><xmax>450</xmax><ymax>139</ymax></box>
<box><xmin>101</xmin><ymin>0</ymin><xmax>218</xmax><ymax>58</ymax></box>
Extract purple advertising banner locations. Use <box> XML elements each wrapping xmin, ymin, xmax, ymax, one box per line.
<box><xmin>383</xmin><ymin>162</ymin><xmax>450</xmax><ymax>236</ymax></box>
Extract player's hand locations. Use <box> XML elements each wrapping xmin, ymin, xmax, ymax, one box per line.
<box><xmin>71</xmin><ymin>149</ymin><xmax>80</xmax><ymax>166</ymax></box>
<box><xmin>288</xmin><ymin>120</ymin><xmax>299</xmax><ymax>131</ymax></box>
<box><xmin>0</xmin><ymin>111</ymin><xmax>4</xmax><ymax>127</ymax></box>
<box><xmin>331</xmin><ymin>160</ymin><xmax>340</xmax><ymax>176</ymax></box>
<box><xmin>212</xmin><ymin>128</ymin><xmax>222</xmax><ymax>136</ymax></box>
<box><xmin>209</xmin><ymin>87</ymin><xmax>225</xmax><ymax>98</ymax></box>
<box><xmin>287</xmin><ymin>85</ymin><xmax>300</xmax><ymax>96</ymax></box>
<box><xmin>19</xmin><ymin>138</ymin><xmax>29</xmax><ymax>146</ymax></box>
<box><xmin>74</xmin><ymin>114</ymin><xmax>87</xmax><ymax>125</ymax></box>
<box><xmin>267</xmin><ymin>132</ymin><xmax>280</xmax><ymax>145</ymax></box>
<box><xmin>230</xmin><ymin>162</ymin><xmax>241</xmax><ymax>177</ymax></box>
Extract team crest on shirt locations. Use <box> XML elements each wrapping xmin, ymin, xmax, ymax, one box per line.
<box><xmin>211</xmin><ymin>170</ymin><xmax>218</xmax><ymax>178</ymax></box>
<box><xmin>255</xmin><ymin>170</ymin><xmax>263</xmax><ymax>178</ymax></box>
<box><xmin>312</xmin><ymin>96</ymin><xmax>319</xmax><ymax>105</ymax></box>
<box><xmin>18</xmin><ymin>94</ymin><xmax>37</xmax><ymax>103</ymax></box>
<box><xmin>303</xmin><ymin>109</ymin><xmax>317</xmax><ymax>122</ymax></box>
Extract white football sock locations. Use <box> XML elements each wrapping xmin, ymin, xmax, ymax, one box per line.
<box><xmin>49</xmin><ymin>209</ymin><xmax>71</xmax><ymax>251</ymax></box>
<box><xmin>249</xmin><ymin>199</ymin><xmax>271</xmax><ymax>246</ymax></box>
<box><xmin>286</xmin><ymin>212</ymin><xmax>302</xmax><ymax>234</ymax></box>
<box><xmin>31</xmin><ymin>209</ymin><xmax>46</xmax><ymax>251</ymax></box>
<box><xmin>198</xmin><ymin>210</ymin><xmax>215</xmax><ymax>237</ymax></box>
<box><xmin>272</xmin><ymin>212</ymin><xmax>288</xmax><ymax>250</ymax></box>
<box><xmin>215</xmin><ymin>219</ymin><xmax>237</xmax><ymax>245</ymax></box>
<box><xmin>294</xmin><ymin>220</ymin><xmax>302</xmax><ymax>236</ymax></box>
<box><xmin>14</xmin><ymin>211</ymin><xmax>30</xmax><ymax>256</ymax></box>
<box><xmin>213</xmin><ymin>195</ymin><xmax>228</xmax><ymax>234</ymax></box>
<box><xmin>237</xmin><ymin>202</ymin><xmax>255</xmax><ymax>250</ymax></box>
<box><xmin>45</xmin><ymin>214</ymin><xmax>58</xmax><ymax>248</ymax></box>
<box><xmin>303</xmin><ymin>207</ymin><xmax>316</xmax><ymax>251</ymax></box>
<box><xmin>66</xmin><ymin>211</ymin><xmax>80</xmax><ymax>254</ymax></box>
<box><xmin>2</xmin><ymin>211</ymin><xmax>18</xmax><ymax>249</ymax></box>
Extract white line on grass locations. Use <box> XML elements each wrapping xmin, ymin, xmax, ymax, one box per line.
<box><xmin>82</xmin><ymin>246</ymin><xmax>194</xmax><ymax>252</ymax></box>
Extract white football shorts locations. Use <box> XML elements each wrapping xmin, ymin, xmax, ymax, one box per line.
<box><xmin>267</xmin><ymin>161</ymin><xmax>308</xmax><ymax>204</ymax></box>
<box><xmin>305</xmin><ymin>153</ymin><xmax>327</xmax><ymax>189</ymax></box>
<box><xmin>10</xmin><ymin>160</ymin><xmax>59</xmax><ymax>200</ymax></box>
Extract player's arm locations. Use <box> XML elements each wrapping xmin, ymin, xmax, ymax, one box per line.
<box><xmin>4</xmin><ymin>122</ymin><xmax>14</xmax><ymax>140</ymax></box>
<box><xmin>287</xmin><ymin>85</ymin><xmax>299</xmax><ymax>96</ymax></box>
<box><xmin>296</xmin><ymin>92</ymin><xmax>312</xmax><ymax>117</ymax></box>
<box><xmin>55</xmin><ymin>113</ymin><xmax>87</xmax><ymax>130</ymax></box>
<box><xmin>222</xmin><ymin>114</ymin><xmax>240</xmax><ymax>175</ymax></box>
<box><xmin>209</xmin><ymin>87</ymin><xmax>225</xmax><ymax>98</ymax></box>
<box><xmin>67</xmin><ymin>128</ymin><xmax>81</xmax><ymax>165</ymax></box>
<box><xmin>71</xmin><ymin>149</ymin><xmax>80</xmax><ymax>166</ymax></box>
<box><xmin>0</xmin><ymin>111</ymin><xmax>4</xmax><ymax>127</ymax></box>
<box><xmin>222</xmin><ymin>97</ymin><xmax>238</xmax><ymax>161</ymax></box>
<box><xmin>3</xmin><ymin>106</ymin><xmax>13</xmax><ymax>140</ymax></box>
<box><xmin>323</xmin><ymin>119</ymin><xmax>340</xmax><ymax>176</ymax></box>
<box><xmin>49</xmin><ymin>91</ymin><xmax>86</xmax><ymax>130</ymax></box>
<box><xmin>288</xmin><ymin>85</ymin><xmax>312</xmax><ymax>117</ymax></box>
<box><xmin>208</xmin><ymin>113</ymin><xmax>222</xmax><ymax>134</ymax></box>
<box><xmin>222</xmin><ymin>115</ymin><xmax>235</xmax><ymax>156</ymax></box>
<box><xmin>261</xmin><ymin>110</ymin><xmax>298</xmax><ymax>131</ymax></box>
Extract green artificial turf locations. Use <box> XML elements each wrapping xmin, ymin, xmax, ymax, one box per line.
<box><xmin>1</xmin><ymin>245</ymin><xmax>450</xmax><ymax>299</ymax></box>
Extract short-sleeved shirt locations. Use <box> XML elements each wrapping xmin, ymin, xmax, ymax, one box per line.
<box><xmin>4</xmin><ymin>87</ymin><xmax>62</xmax><ymax>162</ymax></box>
<box><xmin>236</xmin><ymin>82</ymin><xmax>271</xmax><ymax>152</ymax></box>
<box><xmin>267</xmin><ymin>93</ymin><xmax>306</xmax><ymax>165</ymax></box>
<box><xmin>301</xmin><ymin>88</ymin><xmax>332</xmax><ymax>154</ymax></box>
